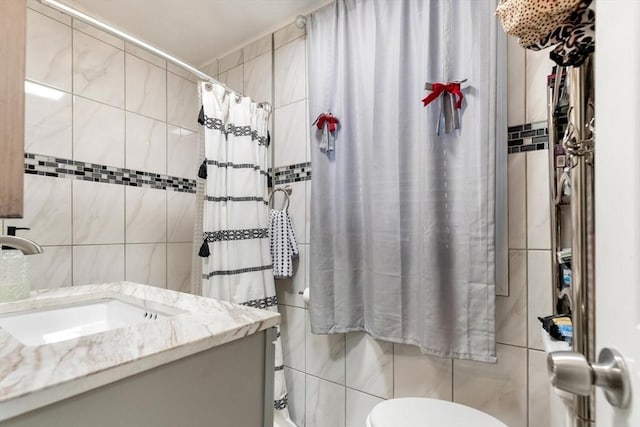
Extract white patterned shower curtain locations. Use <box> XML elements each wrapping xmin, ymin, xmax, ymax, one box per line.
<box><xmin>197</xmin><ymin>82</ymin><xmax>291</xmax><ymax>422</ymax></box>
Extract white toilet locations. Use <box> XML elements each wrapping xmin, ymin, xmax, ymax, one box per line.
<box><xmin>365</xmin><ymin>398</ymin><xmax>507</xmax><ymax>427</ymax></box>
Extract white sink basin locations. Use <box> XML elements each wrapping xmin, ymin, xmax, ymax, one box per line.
<box><xmin>0</xmin><ymin>297</ymin><xmax>184</xmax><ymax>345</ymax></box>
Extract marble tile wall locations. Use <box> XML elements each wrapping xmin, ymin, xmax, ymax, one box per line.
<box><xmin>3</xmin><ymin>3</ymin><xmax>200</xmax><ymax>292</ymax></box>
<box><xmin>204</xmin><ymin>18</ymin><xmax>556</xmax><ymax>426</ymax></box>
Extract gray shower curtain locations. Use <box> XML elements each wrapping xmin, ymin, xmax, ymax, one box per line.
<box><xmin>308</xmin><ymin>0</ymin><xmax>504</xmax><ymax>363</ymax></box>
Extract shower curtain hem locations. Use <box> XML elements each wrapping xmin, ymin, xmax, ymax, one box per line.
<box><xmin>312</xmin><ymin>325</ymin><xmax>497</xmax><ymax>363</ymax></box>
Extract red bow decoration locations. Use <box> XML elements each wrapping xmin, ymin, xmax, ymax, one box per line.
<box><xmin>313</xmin><ymin>112</ymin><xmax>340</xmax><ymax>153</ymax></box>
<box><xmin>422</xmin><ymin>82</ymin><xmax>464</xmax><ymax>109</ymax></box>
<box><xmin>313</xmin><ymin>113</ymin><xmax>340</xmax><ymax>133</ymax></box>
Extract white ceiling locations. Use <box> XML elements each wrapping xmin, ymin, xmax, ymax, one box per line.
<box><xmin>65</xmin><ymin>0</ymin><xmax>328</xmax><ymax>65</ymax></box>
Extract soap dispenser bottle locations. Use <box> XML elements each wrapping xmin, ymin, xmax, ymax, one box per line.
<box><xmin>0</xmin><ymin>227</ymin><xmax>32</xmax><ymax>302</ymax></box>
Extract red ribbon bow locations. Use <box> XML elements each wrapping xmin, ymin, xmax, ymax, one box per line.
<box><xmin>422</xmin><ymin>82</ymin><xmax>464</xmax><ymax>109</ymax></box>
<box><xmin>314</xmin><ymin>113</ymin><xmax>340</xmax><ymax>133</ymax></box>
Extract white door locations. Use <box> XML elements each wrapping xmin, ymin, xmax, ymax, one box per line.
<box><xmin>595</xmin><ymin>0</ymin><xmax>640</xmax><ymax>425</ymax></box>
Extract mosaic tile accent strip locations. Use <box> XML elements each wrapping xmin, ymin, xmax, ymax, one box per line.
<box><xmin>24</xmin><ymin>153</ymin><xmax>196</xmax><ymax>193</ymax></box>
<box><xmin>508</xmin><ymin>121</ymin><xmax>549</xmax><ymax>154</ymax></box>
<box><xmin>272</xmin><ymin>162</ymin><xmax>312</xmax><ymax>185</ymax></box>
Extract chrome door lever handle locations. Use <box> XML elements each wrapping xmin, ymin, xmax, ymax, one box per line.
<box><xmin>547</xmin><ymin>347</ymin><xmax>631</xmax><ymax>408</ymax></box>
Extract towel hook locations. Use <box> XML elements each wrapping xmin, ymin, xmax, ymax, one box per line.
<box><xmin>268</xmin><ymin>186</ymin><xmax>292</xmax><ymax>211</ymax></box>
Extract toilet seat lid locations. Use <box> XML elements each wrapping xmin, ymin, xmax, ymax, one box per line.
<box><xmin>368</xmin><ymin>398</ymin><xmax>508</xmax><ymax>427</ymax></box>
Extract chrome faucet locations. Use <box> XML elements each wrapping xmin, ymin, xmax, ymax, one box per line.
<box><xmin>0</xmin><ymin>236</ymin><xmax>43</xmax><ymax>255</ymax></box>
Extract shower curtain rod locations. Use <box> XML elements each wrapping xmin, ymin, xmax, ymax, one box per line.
<box><xmin>38</xmin><ymin>0</ymin><xmax>272</xmax><ymax>113</ymax></box>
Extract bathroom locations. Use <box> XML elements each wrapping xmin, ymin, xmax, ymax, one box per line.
<box><xmin>0</xmin><ymin>0</ymin><xmax>638</xmax><ymax>426</ymax></box>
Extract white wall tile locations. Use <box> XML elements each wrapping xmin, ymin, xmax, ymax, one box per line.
<box><xmin>201</xmin><ymin>59</ymin><xmax>219</xmax><ymax>77</ymax></box>
<box><xmin>243</xmin><ymin>34</ymin><xmax>272</xmax><ymax>62</ymax></box>
<box><xmin>73</xmin><ymin>30</ymin><xmax>125</xmax><ymax>108</ymax></box>
<box><xmin>526</xmin><ymin>150</ymin><xmax>551</xmax><ymax>249</ymax></box>
<box><xmin>219</xmin><ymin>49</ymin><xmax>243</xmax><ymax>73</ymax></box>
<box><xmin>6</xmin><ymin>175</ymin><xmax>71</xmax><ymax>246</ymax></box>
<box><xmin>529</xmin><ymin>349</ymin><xmax>551</xmax><ymax>427</ymax></box>
<box><xmin>284</xmin><ymin>367</ymin><xmax>306</xmax><ymax>427</ymax></box>
<box><xmin>508</xmin><ymin>152</ymin><xmax>526</xmax><ymax>250</ymax></box>
<box><xmin>73</xmin><ymin>244</ymin><xmax>125</xmax><ymax>285</ymax></box>
<box><xmin>216</xmin><ymin>72</ymin><xmax>228</xmax><ymax>86</ymax></box>
<box><xmin>274</xmin><ymin>22</ymin><xmax>306</xmax><ymax>49</ymax></box>
<box><xmin>24</xmin><ymin>89</ymin><xmax>72</xmax><ymax>158</ymax></box>
<box><xmin>29</xmin><ymin>246</ymin><xmax>72</xmax><ymax>289</ymax></box>
<box><xmin>274</xmin><ymin>100</ymin><xmax>308</xmax><ymax>168</ymax></box>
<box><xmin>496</xmin><ymin>250</ymin><xmax>527</xmax><ymax>347</ymax></box>
<box><xmin>453</xmin><ymin>344</ymin><xmax>527</xmax><ymax>427</ymax></box>
<box><xmin>305</xmin><ymin>375</ymin><xmax>346</xmax><ymax>427</ymax></box>
<box><xmin>276</xmin><ymin>244</ymin><xmax>307</xmax><ymax>308</ymax></box>
<box><xmin>73</xmin><ymin>96</ymin><xmax>125</xmax><ymax>167</ymax></box>
<box><xmin>306</xmin><ymin>309</ymin><xmax>346</xmax><ymax>384</ymax></box>
<box><xmin>26</xmin><ymin>9</ymin><xmax>72</xmax><ymax>92</ymax></box>
<box><xmin>167</xmin><ymin>72</ymin><xmax>199</xmax><ymax>132</ymax></box>
<box><xmin>19</xmin><ymin>8</ymin><xmax>200</xmax><ymax>302</ymax></box>
<box><xmin>167</xmin><ymin>126</ymin><xmax>199</xmax><ymax>179</ymax></box>
<box><xmin>167</xmin><ymin>191</ymin><xmax>195</xmax><ymax>243</ymax></box>
<box><xmin>72</xmin><ymin>181</ymin><xmax>124</xmax><ymax>245</ymax></box>
<box><xmin>72</xmin><ymin>19</ymin><xmax>124</xmax><ymax>49</ymax></box>
<box><xmin>525</xmin><ymin>48</ymin><xmax>553</xmax><ymax>123</ymax></box>
<box><xmin>225</xmin><ymin>64</ymin><xmax>244</xmax><ymax>93</ymax></box>
<box><xmin>527</xmin><ymin>250</ymin><xmax>553</xmax><ymax>350</ymax></box>
<box><xmin>125</xmin><ymin>112</ymin><xmax>167</xmax><ymax>174</ymax></box>
<box><xmin>507</xmin><ymin>36</ymin><xmax>525</xmax><ymax>127</ymax></box>
<box><xmin>125</xmin><ymin>243</ymin><xmax>167</xmax><ymax>288</ymax></box>
<box><xmin>346</xmin><ymin>388</ymin><xmax>383</xmax><ymax>427</ymax></box>
<box><xmin>244</xmin><ymin>52</ymin><xmax>272</xmax><ymax>104</ymax></box>
<box><xmin>167</xmin><ymin>242</ymin><xmax>192</xmax><ymax>293</ymax></box>
<box><xmin>393</xmin><ymin>343</ymin><xmax>453</xmax><ymax>400</ymax></box>
<box><xmin>280</xmin><ymin>305</ymin><xmax>306</xmax><ymax>371</ymax></box>
<box><xmin>346</xmin><ymin>332</ymin><xmax>393</xmax><ymax>399</ymax></box>
<box><xmin>125</xmin><ymin>187</ymin><xmax>167</xmax><ymax>243</ymax></box>
<box><xmin>125</xmin><ymin>43</ymin><xmax>166</xmax><ymax>69</ymax></box>
<box><xmin>274</xmin><ymin>37</ymin><xmax>306</xmax><ymax>107</ymax></box>
<box><xmin>167</xmin><ymin>62</ymin><xmax>199</xmax><ymax>83</ymax></box>
<box><xmin>125</xmin><ymin>54</ymin><xmax>167</xmax><ymax>121</ymax></box>
<box><xmin>27</xmin><ymin>0</ymin><xmax>71</xmax><ymax>25</ymax></box>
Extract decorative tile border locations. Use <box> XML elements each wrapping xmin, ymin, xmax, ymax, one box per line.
<box><xmin>272</xmin><ymin>162</ymin><xmax>312</xmax><ymax>185</ymax></box>
<box><xmin>508</xmin><ymin>121</ymin><xmax>549</xmax><ymax>154</ymax></box>
<box><xmin>24</xmin><ymin>153</ymin><xmax>196</xmax><ymax>193</ymax></box>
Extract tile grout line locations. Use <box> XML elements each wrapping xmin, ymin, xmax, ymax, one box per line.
<box><xmin>70</xmin><ymin>20</ymin><xmax>75</xmax><ymax>287</ymax></box>
<box><xmin>123</xmin><ymin>48</ymin><xmax>128</xmax><ymax>284</ymax></box>
<box><xmin>165</xmin><ymin>60</ymin><xmax>169</xmax><ymax>289</ymax></box>
<box><xmin>526</xmin><ymin>348</ymin><xmax>531</xmax><ymax>427</ymax></box>
<box><xmin>524</xmin><ymin>147</ymin><xmax>532</xmax><ymax>426</ymax></box>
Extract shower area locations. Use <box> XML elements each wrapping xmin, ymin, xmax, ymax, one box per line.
<box><xmin>10</xmin><ymin>0</ymin><xmax>573</xmax><ymax>425</ymax></box>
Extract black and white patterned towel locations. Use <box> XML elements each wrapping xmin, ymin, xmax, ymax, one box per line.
<box><xmin>269</xmin><ymin>209</ymin><xmax>299</xmax><ymax>278</ymax></box>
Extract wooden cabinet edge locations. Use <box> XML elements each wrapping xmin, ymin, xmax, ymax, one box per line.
<box><xmin>0</xmin><ymin>0</ymin><xmax>26</xmax><ymax>218</ymax></box>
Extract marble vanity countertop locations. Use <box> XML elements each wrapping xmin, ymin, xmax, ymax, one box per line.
<box><xmin>0</xmin><ymin>282</ymin><xmax>280</xmax><ymax>421</ymax></box>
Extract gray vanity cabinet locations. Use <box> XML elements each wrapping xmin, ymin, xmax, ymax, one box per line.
<box><xmin>2</xmin><ymin>329</ymin><xmax>275</xmax><ymax>427</ymax></box>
